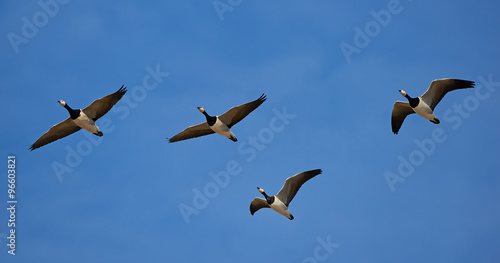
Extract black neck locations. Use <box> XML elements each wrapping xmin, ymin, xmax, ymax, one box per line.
<box><xmin>405</xmin><ymin>94</ymin><xmax>420</xmax><ymax>108</ymax></box>
<box><xmin>202</xmin><ymin>111</ymin><xmax>217</xmax><ymax>126</ymax></box>
<box><xmin>64</xmin><ymin>104</ymin><xmax>80</xmax><ymax>119</ymax></box>
<box><xmin>261</xmin><ymin>192</ymin><xmax>274</xmax><ymax>204</ymax></box>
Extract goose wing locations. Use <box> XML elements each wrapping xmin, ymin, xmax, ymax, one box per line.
<box><xmin>30</xmin><ymin>118</ymin><xmax>81</xmax><ymax>151</ymax></box>
<box><xmin>276</xmin><ymin>169</ymin><xmax>322</xmax><ymax>207</ymax></box>
<box><xmin>421</xmin><ymin>79</ymin><xmax>475</xmax><ymax>110</ymax></box>
<box><xmin>391</xmin><ymin>101</ymin><xmax>415</xmax><ymax>134</ymax></box>
<box><xmin>83</xmin><ymin>86</ymin><xmax>127</xmax><ymax>121</ymax></box>
<box><xmin>250</xmin><ymin>197</ymin><xmax>270</xmax><ymax>215</ymax></box>
<box><xmin>168</xmin><ymin>122</ymin><xmax>215</xmax><ymax>143</ymax></box>
<box><xmin>218</xmin><ymin>94</ymin><xmax>266</xmax><ymax>128</ymax></box>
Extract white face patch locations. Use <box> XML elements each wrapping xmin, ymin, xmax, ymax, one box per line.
<box><xmin>399</xmin><ymin>90</ymin><xmax>407</xmax><ymax>97</ymax></box>
<box><xmin>58</xmin><ymin>100</ymin><xmax>66</xmax><ymax>106</ymax></box>
<box><xmin>197</xmin><ymin>107</ymin><xmax>204</xmax><ymax>113</ymax></box>
<box><xmin>258</xmin><ymin>188</ymin><xmax>265</xmax><ymax>193</ymax></box>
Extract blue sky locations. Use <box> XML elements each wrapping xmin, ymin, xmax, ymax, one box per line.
<box><xmin>1</xmin><ymin>1</ymin><xmax>500</xmax><ymax>262</ymax></box>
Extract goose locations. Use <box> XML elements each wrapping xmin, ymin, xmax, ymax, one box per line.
<box><xmin>391</xmin><ymin>78</ymin><xmax>475</xmax><ymax>134</ymax></box>
<box><xmin>168</xmin><ymin>94</ymin><xmax>266</xmax><ymax>143</ymax></box>
<box><xmin>29</xmin><ymin>86</ymin><xmax>127</xmax><ymax>151</ymax></box>
<box><xmin>250</xmin><ymin>169</ymin><xmax>322</xmax><ymax>220</ymax></box>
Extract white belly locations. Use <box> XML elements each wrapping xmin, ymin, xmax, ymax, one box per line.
<box><xmin>210</xmin><ymin>117</ymin><xmax>236</xmax><ymax>139</ymax></box>
<box><xmin>73</xmin><ymin>111</ymin><xmax>100</xmax><ymax>134</ymax></box>
<box><xmin>414</xmin><ymin>99</ymin><xmax>436</xmax><ymax>121</ymax></box>
<box><xmin>270</xmin><ymin>197</ymin><xmax>292</xmax><ymax>219</ymax></box>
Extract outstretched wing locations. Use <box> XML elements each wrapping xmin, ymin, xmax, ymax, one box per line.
<box><xmin>276</xmin><ymin>169</ymin><xmax>322</xmax><ymax>207</ymax></box>
<box><xmin>391</xmin><ymin>101</ymin><xmax>415</xmax><ymax>134</ymax></box>
<box><xmin>30</xmin><ymin>118</ymin><xmax>81</xmax><ymax>151</ymax></box>
<box><xmin>421</xmin><ymin>79</ymin><xmax>475</xmax><ymax>110</ymax></box>
<box><xmin>218</xmin><ymin>94</ymin><xmax>266</xmax><ymax>128</ymax></box>
<box><xmin>250</xmin><ymin>197</ymin><xmax>270</xmax><ymax>215</ymax></box>
<box><xmin>83</xmin><ymin>86</ymin><xmax>127</xmax><ymax>121</ymax></box>
<box><xmin>168</xmin><ymin>122</ymin><xmax>215</xmax><ymax>143</ymax></box>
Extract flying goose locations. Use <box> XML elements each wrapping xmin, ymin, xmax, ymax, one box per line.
<box><xmin>29</xmin><ymin>86</ymin><xmax>127</xmax><ymax>151</ymax></box>
<box><xmin>250</xmin><ymin>169</ymin><xmax>322</xmax><ymax>220</ymax></box>
<box><xmin>168</xmin><ymin>94</ymin><xmax>266</xmax><ymax>143</ymax></box>
<box><xmin>391</xmin><ymin>78</ymin><xmax>475</xmax><ymax>134</ymax></box>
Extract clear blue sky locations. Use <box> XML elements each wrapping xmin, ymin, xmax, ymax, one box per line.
<box><xmin>1</xmin><ymin>1</ymin><xmax>500</xmax><ymax>262</ymax></box>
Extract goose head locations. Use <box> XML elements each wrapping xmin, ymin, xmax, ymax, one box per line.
<box><xmin>399</xmin><ymin>90</ymin><xmax>407</xmax><ymax>97</ymax></box>
<box><xmin>197</xmin><ymin>107</ymin><xmax>205</xmax><ymax>113</ymax></box>
<box><xmin>257</xmin><ymin>187</ymin><xmax>273</xmax><ymax>203</ymax></box>
<box><xmin>58</xmin><ymin>100</ymin><xmax>67</xmax><ymax>106</ymax></box>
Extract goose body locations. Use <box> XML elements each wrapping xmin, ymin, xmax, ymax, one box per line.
<box><xmin>268</xmin><ymin>195</ymin><xmax>293</xmax><ymax>219</ymax></box>
<box><xmin>168</xmin><ymin>94</ymin><xmax>266</xmax><ymax>143</ymax></box>
<box><xmin>29</xmin><ymin>86</ymin><xmax>127</xmax><ymax>150</ymax></box>
<box><xmin>72</xmin><ymin>109</ymin><xmax>102</xmax><ymax>136</ymax></box>
<box><xmin>210</xmin><ymin>116</ymin><xmax>237</xmax><ymax>142</ymax></box>
<box><xmin>412</xmin><ymin>99</ymin><xmax>438</xmax><ymax>123</ymax></box>
<box><xmin>250</xmin><ymin>169</ymin><xmax>322</xmax><ymax>220</ymax></box>
<box><xmin>391</xmin><ymin>79</ymin><xmax>474</xmax><ymax>134</ymax></box>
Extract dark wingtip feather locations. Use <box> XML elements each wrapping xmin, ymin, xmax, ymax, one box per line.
<box><xmin>306</xmin><ymin>169</ymin><xmax>323</xmax><ymax>176</ymax></box>
<box><xmin>167</xmin><ymin>137</ymin><xmax>179</xmax><ymax>143</ymax></box>
<box><xmin>391</xmin><ymin>116</ymin><xmax>400</xmax><ymax>134</ymax></box>
<box><xmin>392</xmin><ymin>124</ymin><xmax>399</xmax><ymax>134</ymax></box>
<box><xmin>258</xmin><ymin>93</ymin><xmax>267</xmax><ymax>102</ymax></box>
<box><xmin>313</xmin><ymin>169</ymin><xmax>323</xmax><ymax>174</ymax></box>
<box><xmin>455</xmin><ymin>79</ymin><xmax>475</xmax><ymax>89</ymax></box>
<box><xmin>117</xmin><ymin>85</ymin><xmax>127</xmax><ymax>94</ymax></box>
